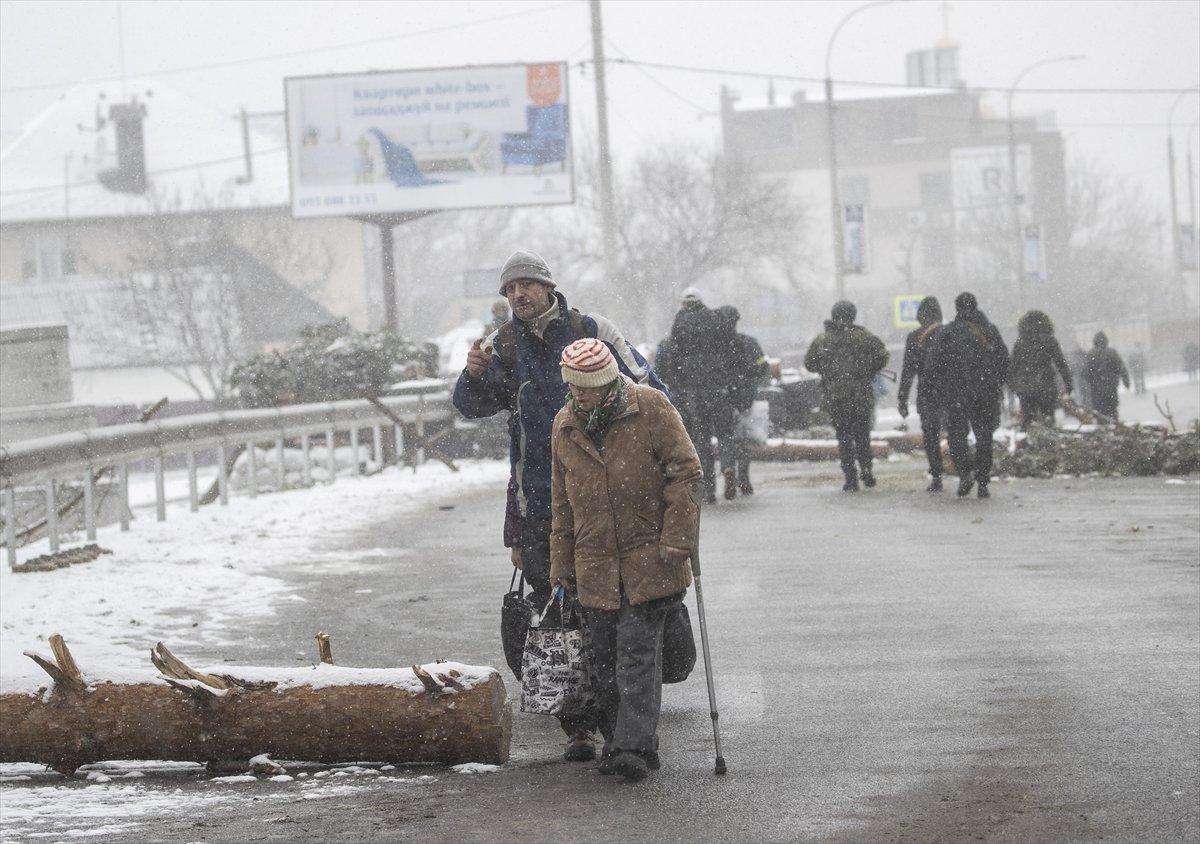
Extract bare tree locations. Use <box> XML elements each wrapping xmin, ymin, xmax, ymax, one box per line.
<box><xmin>77</xmin><ymin>190</ymin><xmax>333</xmax><ymax>401</ymax></box>
<box><xmin>547</xmin><ymin>143</ymin><xmax>815</xmax><ymax>340</ymax></box>
<box><xmin>1063</xmin><ymin>156</ymin><xmax>1173</xmax><ymax>322</ymax></box>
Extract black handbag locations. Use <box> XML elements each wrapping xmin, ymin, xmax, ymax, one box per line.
<box><xmin>662</xmin><ymin>601</ymin><xmax>697</xmax><ymax>684</ymax></box>
<box><xmin>501</xmin><ymin>570</ymin><xmax>537</xmax><ymax>680</ymax></box>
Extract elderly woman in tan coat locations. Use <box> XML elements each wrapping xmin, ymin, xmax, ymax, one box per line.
<box><xmin>550</xmin><ymin>337</ymin><xmax>702</xmax><ymax>782</ymax></box>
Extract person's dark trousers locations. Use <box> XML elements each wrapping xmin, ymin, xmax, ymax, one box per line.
<box><xmin>678</xmin><ymin>393</ymin><xmax>716</xmax><ymax>500</ymax></box>
<box><xmin>916</xmin><ymin>400</ymin><xmax>944</xmax><ymax>478</ymax></box>
<box><xmin>831</xmin><ymin>404</ymin><xmax>872</xmax><ymax>481</ymax></box>
<box><xmin>1017</xmin><ymin>392</ymin><xmax>1055</xmax><ymax>429</ymax></box>
<box><xmin>584</xmin><ymin>591</ymin><xmax>682</xmax><ymax>757</ymax></box>
<box><xmin>732</xmin><ymin>433</ymin><xmax>753</xmax><ymax>489</ymax></box>
<box><xmin>946</xmin><ymin>399</ymin><xmax>999</xmax><ymax>483</ymax></box>
<box><xmin>1092</xmin><ymin>390</ymin><xmax>1119</xmax><ymax>421</ymax></box>
<box><xmin>519</xmin><ymin>517</ymin><xmax>596</xmax><ymax>737</ymax></box>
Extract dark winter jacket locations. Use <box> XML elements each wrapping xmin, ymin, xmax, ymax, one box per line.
<box><xmin>453</xmin><ymin>291</ymin><xmax>665</xmax><ymax>522</ymax></box>
<box><xmin>803</xmin><ymin>321</ymin><xmax>889</xmax><ymax>417</ymax></box>
<box><xmin>897</xmin><ymin>297</ymin><xmax>943</xmax><ymax>413</ymax></box>
<box><xmin>1009</xmin><ymin>310</ymin><xmax>1073</xmax><ymax>404</ymax></box>
<box><xmin>712</xmin><ymin>306</ymin><xmax>768</xmax><ymax>413</ymax></box>
<box><xmin>659</xmin><ymin>302</ymin><xmax>726</xmax><ymax>399</ymax></box>
<box><xmin>549</xmin><ymin>381</ymin><xmax>701</xmax><ymax>610</ymax></box>
<box><xmin>1084</xmin><ymin>332</ymin><xmax>1130</xmax><ymax>414</ymax></box>
<box><xmin>926</xmin><ymin>308</ymin><xmax>1009</xmax><ymax>409</ymax></box>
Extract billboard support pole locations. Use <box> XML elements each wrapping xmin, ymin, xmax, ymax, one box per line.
<box><xmin>354</xmin><ymin>212</ymin><xmax>436</xmax><ymax>334</ymax></box>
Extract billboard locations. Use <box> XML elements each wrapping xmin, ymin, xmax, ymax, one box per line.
<box><xmin>284</xmin><ymin>62</ymin><xmax>572</xmax><ymax>218</ymax></box>
<box><xmin>894</xmin><ymin>294</ymin><xmax>924</xmax><ymax>328</ymax></box>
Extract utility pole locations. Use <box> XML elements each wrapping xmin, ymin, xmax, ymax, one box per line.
<box><xmin>590</xmin><ymin>0</ymin><xmax>619</xmax><ymax>294</ymax></box>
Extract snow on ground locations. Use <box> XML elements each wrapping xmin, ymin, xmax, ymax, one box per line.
<box><xmin>0</xmin><ymin>458</ymin><xmax>510</xmax><ymax>694</ymax></box>
<box><xmin>0</xmin><ymin>458</ymin><xmax>509</xmax><ymax>838</ymax></box>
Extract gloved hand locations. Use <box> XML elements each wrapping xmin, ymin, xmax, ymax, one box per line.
<box><xmin>898</xmin><ymin>400</ymin><xmax>909</xmax><ymax>419</ymax></box>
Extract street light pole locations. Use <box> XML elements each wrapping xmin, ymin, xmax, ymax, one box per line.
<box><xmin>825</xmin><ymin>0</ymin><xmax>897</xmax><ymax>302</ymax></box>
<box><xmin>1006</xmin><ymin>55</ymin><xmax>1082</xmax><ymax>315</ymax></box>
<box><xmin>1166</xmin><ymin>89</ymin><xmax>1198</xmax><ymax>274</ymax></box>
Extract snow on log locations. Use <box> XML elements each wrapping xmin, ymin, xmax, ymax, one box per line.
<box><xmin>0</xmin><ymin>637</ymin><xmax>511</xmax><ymax>776</ymax></box>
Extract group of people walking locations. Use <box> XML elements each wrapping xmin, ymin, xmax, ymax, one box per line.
<box><xmin>805</xmin><ymin>292</ymin><xmax>1140</xmax><ymax>500</ymax></box>
<box><xmin>452</xmin><ymin>249</ymin><xmax>1148</xmax><ymax>781</ymax></box>
<box><xmin>655</xmin><ymin>288</ymin><xmax>770</xmax><ymax>504</ymax></box>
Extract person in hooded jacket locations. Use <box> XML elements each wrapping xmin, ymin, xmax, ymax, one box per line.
<box><xmin>925</xmin><ymin>292</ymin><xmax>1009</xmax><ymax>499</ymax></box>
<box><xmin>713</xmin><ymin>305</ymin><xmax>770</xmax><ymax>497</ymax></box>
<box><xmin>896</xmin><ymin>296</ymin><xmax>946</xmax><ymax>491</ymax></box>
<box><xmin>1009</xmin><ymin>310</ymin><xmax>1073</xmax><ymax>429</ymax></box>
<box><xmin>804</xmin><ymin>300</ymin><xmax>889</xmax><ymax>491</ymax></box>
<box><xmin>1083</xmin><ymin>332</ymin><xmax>1131</xmax><ymax>422</ymax></box>
<box><xmin>453</xmin><ymin>250</ymin><xmax>665</xmax><ymax>762</ymax></box>
<box><xmin>549</xmin><ymin>338</ymin><xmax>702</xmax><ymax>782</ymax></box>
<box><xmin>655</xmin><ymin>287</ymin><xmax>734</xmax><ymax>503</ymax></box>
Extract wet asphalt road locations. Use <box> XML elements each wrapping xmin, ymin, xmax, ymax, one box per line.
<box><xmin>5</xmin><ymin>460</ymin><xmax>1199</xmax><ymax>843</ymax></box>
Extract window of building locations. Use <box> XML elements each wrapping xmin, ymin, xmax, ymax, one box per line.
<box><xmin>20</xmin><ymin>233</ymin><xmax>77</xmax><ymax>280</ymax></box>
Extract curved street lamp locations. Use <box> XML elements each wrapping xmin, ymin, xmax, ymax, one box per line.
<box><xmin>825</xmin><ymin>0</ymin><xmax>901</xmax><ymax>300</ymax></box>
<box><xmin>1006</xmin><ymin>54</ymin><xmax>1083</xmax><ymax>313</ymax></box>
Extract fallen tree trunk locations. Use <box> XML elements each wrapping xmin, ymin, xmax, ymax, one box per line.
<box><xmin>0</xmin><ymin>637</ymin><xmax>510</xmax><ymax>775</ymax></box>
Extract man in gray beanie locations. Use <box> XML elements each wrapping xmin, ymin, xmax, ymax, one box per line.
<box><xmin>453</xmin><ymin>249</ymin><xmax>666</xmax><ymax>763</ymax></box>
<box><xmin>803</xmin><ymin>300</ymin><xmax>888</xmax><ymax>492</ymax></box>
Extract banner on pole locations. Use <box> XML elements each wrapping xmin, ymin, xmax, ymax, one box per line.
<box><xmin>843</xmin><ymin>204</ymin><xmax>870</xmax><ymax>274</ymax></box>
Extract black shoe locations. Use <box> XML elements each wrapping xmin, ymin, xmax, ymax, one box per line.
<box><xmin>861</xmin><ymin>470</ymin><xmax>876</xmax><ymax>488</ymax></box>
<box><xmin>704</xmin><ymin>491</ymin><xmax>717</xmax><ymax>505</ymax></box>
<box><xmin>607</xmin><ymin>751</ymin><xmax>649</xmax><ymax>781</ymax></box>
<box><xmin>738</xmin><ymin>480</ymin><xmax>754</xmax><ymax>496</ymax></box>
<box><xmin>956</xmin><ymin>477</ymin><xmax>974</xmax><ymax>497</ymax></box>
<box><xmin>927</xmin><ymin>477</ymin><xmax>943</xmax><ymax>493</ymax></box>
<box><xmin>842</xmin><ymin>478</ymin><xmax>859</xmax><ymax>492</ymax></box>
<box><xmin>977</xmin><ymin>482</ymin><xmax>990</xmax><ymax>499</ymax></box>
<box><xmin>564</xmin><ymin>734</ymin><xmax>596</xmax><ymax>762</ymax></box>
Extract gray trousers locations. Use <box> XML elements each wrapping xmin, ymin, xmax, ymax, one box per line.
<box><xmin>584</xmin><ymin>592</ymin><xmax>683</xmax><ymax>755</ymax></box>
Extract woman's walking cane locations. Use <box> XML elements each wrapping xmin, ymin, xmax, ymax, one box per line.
<box><xmin>690</xmin><ymin>499</ymin><xmax>727</xmax><ymax>775</ymax></box>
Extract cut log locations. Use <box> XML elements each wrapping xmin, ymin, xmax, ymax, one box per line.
<box><xmin>1</xmin><ymin>636</ymin><xmax>511</xmax><ymax>775</ymax></box>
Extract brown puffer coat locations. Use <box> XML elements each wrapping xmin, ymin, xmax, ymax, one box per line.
<box><xmin>549</xmin><ymin>382</ymin><xmax>703</xmax><ymax>610</ymax></box>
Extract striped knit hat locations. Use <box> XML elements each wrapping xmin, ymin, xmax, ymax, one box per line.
<box><xmin>560</xmin><ymin>338</ymin><xmax>619</xmax><ymax>388</ymax></box>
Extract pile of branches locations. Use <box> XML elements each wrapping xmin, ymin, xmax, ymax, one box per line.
<box><xmin>230</xmin><ymin>320</ymin><xmax>435</xmax><ymax>408</ymax></box>
<box><xmin>996</xmin><ymin>421</ymin><xmax>1200</xmax><ymax>478</ymax></box>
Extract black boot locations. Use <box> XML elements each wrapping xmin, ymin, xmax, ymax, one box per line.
<box><xmin>977</xmin><ymin>482</ymin><xmax>990</xmax><ymax>499</ymax></box>
<box><xmin>723</xmin><ymin>468</ymin><xmax>738</xmax><ymax>500</ymax></box>
<box><xmin>956</xmin><ymin>476</ymin><xmax>974</xmax><ymax>497</ymax></box>
<box><xmin>927</xmin><ymin>476</ymin><xmax>943</xmax><ymax>492</ymax></box>
<box><xmin>861</xmin><ymin>469</ymin><xmax>876</xmax><ymax>488</ymax></box>
<box><xmin>843</xmin><ymin>474</ymin><xmax>859</xmax><ymax>492</ymax></box>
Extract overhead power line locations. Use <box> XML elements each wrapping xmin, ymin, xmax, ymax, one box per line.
<box><xmin>0</xmin><ymin>1</ymin><xmax>577</xmax><ymax>95</ymax></box>
<box><xmin>0</xmin><ymin>146</ymin><xmax>286</xmax><ymax>198</ymax></box>
<box><xmin>602</xmin><ymin>57</ymin><xmax>1199</xmax><ymax>97</ymax></box>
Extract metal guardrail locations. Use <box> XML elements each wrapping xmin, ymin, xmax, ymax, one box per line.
<box><xmin>0</xmin><ymin>382</ymin><xmax>456</xmax><ymax>568</ymax></box>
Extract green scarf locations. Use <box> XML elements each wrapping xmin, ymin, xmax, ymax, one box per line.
<box><xmin>568</xmin><ymin>380</ymin><xmax>626</xmax><ymax>441</ymax></box>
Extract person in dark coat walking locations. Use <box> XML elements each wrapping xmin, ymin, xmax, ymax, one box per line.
<box><xmin>1084</xmin><ymin>332</ymin><xmax>1131</xmax><ymax>422</ymax></box>
<box><xmin>656</xmin><ymin>288</ymin><xmax>735</xmax><ymax>503</ymax></box>
<box><xmin>804</xmin><ymin>300</ymin><xmax>888</xmax><ymax>492</ymax></box>
<box><xmin>926</xmin><ymin>292</ymin><xmax>1009</xmax><ymax>499</ymax></box>
<box><xmin>897</xmin><ymin>296</ymin><xmax>945</xmax><ymax>491</ymax></box>
<box><xmin>1009</xmin><ymin>310</ymin><xmax>1073</xmax><ymax>429</ymax></box>
<box><xmin>714</xmin><ymin>305</ymin><xmax>770</xmax><ymax>497</ymax></box>
<box><xmin>453</xmin><ymin>249</ymin><xmax>665</xmax><ymax>762</ymax></box>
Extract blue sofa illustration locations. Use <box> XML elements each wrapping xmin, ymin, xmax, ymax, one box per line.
<box><xmin>500</xmin><ymin>104</ymin><xmax>568</xmax><ymax>174</ymax></box>
<box><xmin>367</xmin><ymin>128</ymin><xmax>448</xmax><ymax>187</ymax></box>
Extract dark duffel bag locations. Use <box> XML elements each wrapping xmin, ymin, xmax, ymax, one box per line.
<box><xmin>501</xmin><ymin>570</ymin><xmax>537</xmax><ymax>681</ymax></box>
<box><xmin>662</xmin><ymin>601</ymin><xmax>697</xmax><ymax>684</ymax></box>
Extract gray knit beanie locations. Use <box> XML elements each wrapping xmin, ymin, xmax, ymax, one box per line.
<box><xmin>499</xmin><ymin>250</ymin><xmax>556</xmax><ymax>294</ymax></box>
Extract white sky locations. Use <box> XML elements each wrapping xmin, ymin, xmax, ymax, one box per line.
<box><xmin>1</xmin><ymin>0</ymin><xmax>1197</xmax><ymax>220</ymax></box>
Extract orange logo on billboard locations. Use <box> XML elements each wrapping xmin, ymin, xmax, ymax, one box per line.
<box><xmin>527</xmin><ymin>64</ymin><xmax>561</xmax><ymax>106</ymax></box>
